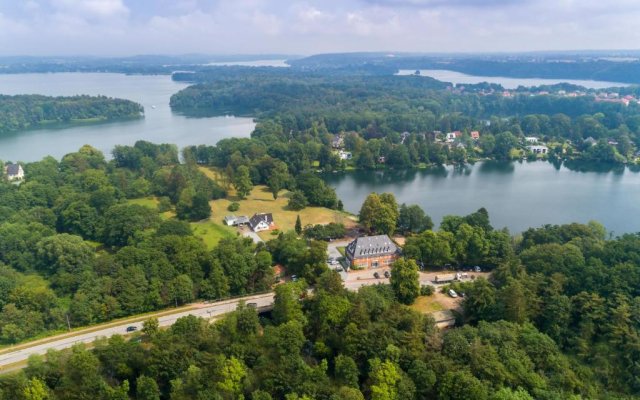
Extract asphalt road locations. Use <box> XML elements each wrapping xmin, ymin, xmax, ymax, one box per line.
<box><xmin>0</xmin><ymin>292</ymin><xmax>274</xmax><ymax>371</ymax></box>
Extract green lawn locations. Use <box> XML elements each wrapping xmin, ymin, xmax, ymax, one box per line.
<box><xmin>209</xmin><ymin>185</ymin><xmax>357</xmax><ymax>241</ymax></box>
<box><xmin>190</xmin><ymin>221</ymin><xmax>237</xmax><ymax>249</ymax></box>
<box><xmin>126</xmin><ymin>196</ymin><xmax>174</xmax><ymax>219</ymax></box>
<box><xmin>410</xmin><ymin>296</ymin><xmax>445</xmax><ymax>314</ymax></box>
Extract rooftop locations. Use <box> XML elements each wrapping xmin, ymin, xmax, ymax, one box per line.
<box><xmin>346</xmin><ymin>235</ymin><xmax>399</xmax><ymax>259</ymax></box>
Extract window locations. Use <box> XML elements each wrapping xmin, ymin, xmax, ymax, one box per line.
<box><xmin>372</xmin><ymin>260</ymin><xmax>379</xmax><ymax>268</ymax></box>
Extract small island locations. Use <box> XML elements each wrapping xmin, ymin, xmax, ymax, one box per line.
<box><xmin>0</xmin><ymin>94</ymin><xmax>143</xmax><ymax>134</ymax></box>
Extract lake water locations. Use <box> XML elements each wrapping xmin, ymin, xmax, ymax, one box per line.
<box><xmin>0</xmin><ymin>73</ymin><xmax>256</xmax><ymax>161</ymax></box>
<box><xmin>397</xmin><ymin>69</ymin><xmax>628</xmax><ymax>89</ymax></box>
<box><xmin>204</xmin><ymin>59</ymin><xmax>290</xmax><ymax>67</ymax></box>
<box><xmin>323</xmin><ymin>161</ymin><xmax>640</xmax><ymax>234</ymax></box>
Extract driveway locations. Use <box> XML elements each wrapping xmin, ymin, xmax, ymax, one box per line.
<box><xmin>240</xmin><ymin>227</ymin><xmax>263</xmax><ymax>244</ymax></box>
<box><xmin>327</xmin><ymin>240</ymin><xmax>351</xmax><ymax>280</ymax></box>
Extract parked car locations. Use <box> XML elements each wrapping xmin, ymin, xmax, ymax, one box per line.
<box><xmin>384</xmin><ymin>270</ymin><xmax>390</xmax><ymax>278</ymax></box>
<box><xmin>247</xmin><ymin>302</ymin><xmax>258</xmax><ymax>308</ymax></box>
<box><xmin>373</xmin><ymin>272</ymin><xmax>380</xmax><ymax>279</ymax></box>
<box><xmin>334</xmin><ymin>266</ymin><xmax>343</xmax><ymax>272</ymax></box>
<box><xmin>291</xmin><ymin>275</ymin><xmax>298</xmax><ymax>282</ymax></box>
<box><xmin>474</xmin><ymin>266</ymin><xmax>482</xmax><ymax>273</ymax></box>
<box><xmin>448</xmin><ymin>289</ymin><xmax>458</xmax><ymax>298</ymax></box>
<box><xmin>126</xmin><ymin>326</ymin><xmax>138</xmax><ymax>332</ymax></box>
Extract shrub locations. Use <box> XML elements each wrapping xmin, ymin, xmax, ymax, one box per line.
<box><xmin>157</xmin><ymin>196</ymin><xmax>172</xmax><ymax>212</ymax></box>
<box><xmin>420</xmin><ymin>285</ymin><xmax>435</xmax><ymax>296</ymax></box>
<box><xmin>227</xmin><ymin>202</ymin><xmax>240</xmax><ymax>212</ymax></box>
<box><xmin>288</xmin><ymin>191</ymin><xmax>308</xmax><ymax>211</ymax></box>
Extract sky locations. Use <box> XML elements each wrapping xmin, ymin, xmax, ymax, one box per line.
<box><xmin>0</xmin><ymin>0</ymin><xmax>639</xmax><ymax>56</ymax></box>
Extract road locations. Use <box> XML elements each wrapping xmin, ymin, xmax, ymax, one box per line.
<box><xmin>0</xmin><ymin>292</ymin><xmax>274</xmax><ymax>371</ymax></box>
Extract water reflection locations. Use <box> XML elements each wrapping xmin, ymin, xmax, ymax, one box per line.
<box><xmin>477</xmin><ymin>160</ymin><xmax>515</xmax><ymax>174</ymax></box>
<box><xmin>563</xmin><ymin>160</ymin><xmax>626</xmax><ymax>174</ymax></box>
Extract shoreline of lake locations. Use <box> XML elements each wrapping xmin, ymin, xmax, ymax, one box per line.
<box><xmin>0</xmin><ymin>73</ymin><xmax>256</xmax><ymax>161</ymax></box>
<box><xmin>323</xmin><ymin>160</ymin><xmax>640</xmax><ymax>235</ymax></box>
<box><xmin>397</xmin><ymin>69</ymin><xmax>629</xmax><ymax>89</ymax></box>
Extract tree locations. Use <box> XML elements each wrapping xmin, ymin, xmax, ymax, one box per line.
<box><xmin>295</xmin><ymin>215</ymin><xmax>302</xmax><ymax>235</ymax></box>
<box><xmin>266</xmin><ymin>161</ymin><xmax>290</xmax><ymax>199</ymax></box>
<box><xmin>103</xmin><ymin>204</ymin><xmax>160</xmax><ymax>247</ymax></box>
<box><xmin>187</xmin><ymin>192</ymin><xmax>212</xmax><ymax>221</ymax></box>
<box><xmin>168</xmin><ymin>275</ymin><xmax>194</xmax><ymax>306</ymax></box>
<box><xmin>335</xmin><ymin>355</ymin><xmax>359</xmax><ymax>388</ymax></box>
<box><xmin>438</xmin><ymin>370</ymin><xmax>489</xmax><ymax>400</ymax></box>
<box><xmin>397</xmin><ymin>204</ymin><xmax>433</xmax><ymax>234</ymax></box>
<box><xmin>368</xmin><ymin>358</ymin><xmax>401</xmax><ymax>400</ymax></box>
<box><xmin>216</xmin><ymin>356</ymin><xmax>247</xmax><ymax>398</ymax></box>
<box><xmin>21</xmin><ymin>377</ymin><xmax>50</xmax><ymax>400</ymax></box>
<box><xmin>494</xmin><ymin>131</ymin><xmax>518</xmax><ymax>160</ymax></box>
<box><xmin>463</xmin><ymin>278</ymin><xmax>496</xmax><ymax>322</ymax></box>
<box><xmin>273</xmin><ymin>282</ymin><xmax>307</xmax><ymax>325</ymax></box>
<box><xmin>233</xmin><ymin>165</ymin><xmax>253</xmax><ymax>199</ymax></box>
<box><xmin>136</xmin><ymin>376</ymin><xmax>160</xmax><ymax>400</ymax></box>
<box><xmin>288</xmin><ymin>191</ymin><xmax>309</xmax><ymax>211</ymax></box>
<box><xmin>389</xmin><ymin>258</ymin><xmax>420</xmax><ymax>305</ymax></box>
<box><xmin>142</xmin><ymin>317</ymin><xmax>159</xmax><ymax>338</ymax></box>
<box><xmin>359</xmin><ymin>193</ymin><xmax>398</xmax><ymax>235</ymax></box>
<box><xmin>35</xmin><ymin>234</ymin><xmax>94</xmax><ymax>276</ymax></box>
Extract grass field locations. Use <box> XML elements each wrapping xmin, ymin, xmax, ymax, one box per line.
<box><xmin>209</xmin><ymin>185</ymin><xmax>357</xmax><ymax>241</ymax></box>
<box><xmin>198</xmin><ymin>166</ymin><xmax>230</xmax><ymax>188</ymax></box>
<box><xmin>410</xmin><ymin>295</ymin><xmax>445</xmax><ymax>314</ymax></box>
<box><xmin>190</xmin><ymin>221</ymin><xmax>237</xmax><ymax>249</ymax></box>
<box><xmin>126</xmin><ymin>196</ymin><xmax>174</xmax><ymax>219</ymax></box>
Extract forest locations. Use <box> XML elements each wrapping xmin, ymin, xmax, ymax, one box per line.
<box><xmin>1</xmin><ymin>141</ymin><xmax>640</xmax><ymax>399</ymax></box>
<box><xmin>288</xmin><ymin>52</ymin><xmax>640</xmax><ymax>85</ymax></box>
<box><xmin>171</xmin><ymin>69</ymin><xmax>640</xmax><ymax>167</ymax></box>
<box><xmin>0</xmin><ymin>95</ymin><xmax>143</xmax><ymax>134</ymax></box>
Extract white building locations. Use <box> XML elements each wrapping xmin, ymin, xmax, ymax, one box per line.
<box><xmin>525</xmin><ymin>137</ymin><xmax>539</xmax><ymax>144</ymax></box>
<box><xmin>249</xmin><ymin>213</ymin><xmax>275</xmax><ymax>232</ymax></box>
<box><xmin>4</xmin><ymin>163</ymin><xmax>24</xmax><ymax>181</ymax></box>
<box><xmin>338</xmin><ymin>150</ymin><xmax>352</xmax><ymax>160</ymax></box>
<box><xmin>527</xmin><ymin>145</ymin><xmax>548</xmax><ymax>154</ymax></box>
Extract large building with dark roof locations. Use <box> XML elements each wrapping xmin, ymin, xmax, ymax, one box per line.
<box><xmin>345</xmin><ymin>235</ymin><xmax>400</xmax><ymax>269</ymax></box>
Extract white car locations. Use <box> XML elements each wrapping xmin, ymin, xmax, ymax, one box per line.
<box><xmin>448</xmin><ymin>289</ymin><xmax>458</xmax><ymax>298</ymax></box>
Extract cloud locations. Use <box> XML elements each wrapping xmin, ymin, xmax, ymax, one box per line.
<box><xmin>361</xmin><ymin>0</ymin><xmax>528</xmax><ymax>8</ymax></box>
<box><xmin>51</xmin><ymin>0</ymin><xmax>130</xmax><ymax>19</ymax></box>
<box><xmin>0</xmin><ymin>0</ymin><xmax>638</xmax><ymax>55</ymax></box>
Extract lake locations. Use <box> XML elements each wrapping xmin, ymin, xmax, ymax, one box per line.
<box><xmin>204</xmin><ymin>59</ymin><xmax>290</xmax><ymax>67</ymax></box>
<box><xmin>0</xmin><ymin>73</ymin><xmax>256</xmax><ymax>161</ymax></box>
<box><xmin>397</xmin><ymin>69</ymin><xmax>628</xmax><ymax>89</ymax></box>
<box><xmin>323</xmin><ymin>161</ymin><xmax>640</xmax><ymax>234</ymax></box>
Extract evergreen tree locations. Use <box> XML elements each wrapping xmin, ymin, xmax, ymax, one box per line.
<box><xmin>295</xmin><ymin>215</ymin><xmax>302</xmax><ymax>235</ymax></box>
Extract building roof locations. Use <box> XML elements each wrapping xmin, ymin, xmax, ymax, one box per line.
<box><xmin>6</xmin><ymin>163</ymin><xmax>21</xmax><ymax>176</ymax></box>
<box><xmin>224</xmin><ymin>215</ymin><xmax>237</xmax><ymax>223</ymax></box>
<box><xmin>249</xmin><ymin>213</ymin><xmax>274</xmax><ymax>229</ymax></box>
<box><xmin>346</xmin><ymin>235</ymin><xmax>398</xmax><ymax>260</ymax></box>
<box><xmin>236</xmin><ymin>216</ymin><xmax>250</xmax><ymax>224</ymax></box>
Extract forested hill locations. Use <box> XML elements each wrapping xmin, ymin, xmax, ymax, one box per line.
<box><xmin>288</xmin><ymin>52</ymin><xmax>640</xmax><ymax>84</ymax></box>
<box><xmin>0</xmin><ymin>94</ymin><xmax>143</xmax><ymax>134</ymax></box>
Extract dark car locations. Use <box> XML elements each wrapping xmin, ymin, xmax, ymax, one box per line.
<box><xmin>247</xmin><ymin>302</ymin><xmax>258</xmax><ymax>308</ymax></box>
<box><xmin>373</xmin><ymin>272</ymin><xmax>380</xmax><ymax>279</ymax></box>
<box><xmin>126</xmin><ymin>326</ymin><xmax>138</xmax><ymax>332</ymax></box>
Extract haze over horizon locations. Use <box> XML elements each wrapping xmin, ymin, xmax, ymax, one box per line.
<box><xmin>1</xmin><ymin>0</ymin><xmax>639</xmax><ymax>56</ymax></box>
